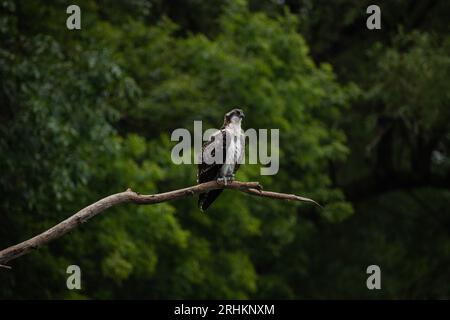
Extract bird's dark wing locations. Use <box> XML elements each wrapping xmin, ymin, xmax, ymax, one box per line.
<box><xmin>197</xmin><ymin>130</ymin><xmax>226</xmax><ymax>211</ymax></box>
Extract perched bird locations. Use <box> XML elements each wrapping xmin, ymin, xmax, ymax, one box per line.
<box><xmin>197</xmin><ymin>108</ymin><xmax>245</xmax><ymax>211</ymax></box>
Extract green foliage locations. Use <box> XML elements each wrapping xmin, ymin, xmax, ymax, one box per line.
<box><xmin>371</xmin><ymin>32</ymin><xmax>450</xmax><ymax>172</ymax></box>
<box><xmin>1</xmin><ymin>0</ymin><xmax>449</xmax><ymax>299</ymax></box>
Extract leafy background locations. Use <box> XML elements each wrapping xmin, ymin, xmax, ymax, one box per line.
<box><xmin>0</xmin><ymin>0</ymin><xmax>449</xmax><ymax>299</ymax></box>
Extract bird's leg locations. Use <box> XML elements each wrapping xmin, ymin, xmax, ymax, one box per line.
<box><xmin>217</xmin><ymin>174</ymin><xmax>234</xmax><ymax>186</ymax></box>
<box><xmin>225</xmin><ymin>174</ymin><xmax>234</xmax><ymax>185</ymax></box>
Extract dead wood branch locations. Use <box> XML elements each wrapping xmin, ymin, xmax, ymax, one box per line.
<box><xmin>0</xmin><ymin>181</ymin><xmax>319</xmax><ymax>266</ymax></box>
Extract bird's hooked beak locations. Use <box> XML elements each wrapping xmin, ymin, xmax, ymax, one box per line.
<box><xmin>239</xmin><ymin>111</ymin><xmax>245</xmax><ymax>119</ymax></box>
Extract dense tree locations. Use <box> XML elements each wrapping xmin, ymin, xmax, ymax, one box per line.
<box><xmin>0</xmin><ymin>0</ymin><xmax>448</xmax><ymax>299</ymax></box>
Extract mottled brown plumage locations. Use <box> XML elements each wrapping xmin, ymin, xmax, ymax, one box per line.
<box><xmin>197</xmin><ymin>109</ymin><xmax>245</xmax><ymax>211</ymax></box>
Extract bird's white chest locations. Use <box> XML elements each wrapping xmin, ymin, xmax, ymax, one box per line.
<box><xmin>227</xmin><ymin>136</ymin><xmax>241</xmax><ymax>163</ymax></box>
<box><xmin>225</xmin><ymin>125</ymin><xmax>243</xmax><ymax>163</ymax></box>
<box><xmin>220</xmin><ymin>124</ymin><xmax>243</xmax><ymax>176</ymax></box>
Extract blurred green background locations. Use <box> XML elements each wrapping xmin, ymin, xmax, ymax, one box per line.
<box><xmin>0</xmin><ymin>0</ymin><xmax>449</xmax><ymax>299</ymax></box>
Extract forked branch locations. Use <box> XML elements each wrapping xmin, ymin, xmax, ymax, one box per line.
<box><xmin>0</xmin><ymin>181</ymin><xmax>319</xmax><ymax>267</ymax></box>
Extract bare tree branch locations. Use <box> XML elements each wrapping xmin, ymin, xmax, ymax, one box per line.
<box><xmin>241</xmin><ymin>188</ymin><xmax>322</xmax><ymax>207</ymax></box>
<box><xmin>0</xmin><ymin>180</ymin><xmax>319</xmax><ymax>267</ymax></box>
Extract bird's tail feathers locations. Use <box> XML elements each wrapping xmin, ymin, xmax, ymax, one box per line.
<box><xmin>198</xmin><ymin>189</ymin><xmax>223</xmax><ymax>211</ymax></box>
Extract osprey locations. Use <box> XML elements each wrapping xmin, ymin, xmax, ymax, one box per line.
<box><xmin>197</xmin><ymin>109</ymin><xmax>245</xmax><ymax>211</ymax></box>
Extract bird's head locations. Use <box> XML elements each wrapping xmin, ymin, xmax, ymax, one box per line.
<box><xmin>223</xmin><ymin>108</ymin><xmax>245</xmax><ymax>127</ymax></box>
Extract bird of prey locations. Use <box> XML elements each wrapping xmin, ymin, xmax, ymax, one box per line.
<box><xmin>197</xmin><ymin>108</ymin><xmax>245</xmax><ymax>211</ymax></box>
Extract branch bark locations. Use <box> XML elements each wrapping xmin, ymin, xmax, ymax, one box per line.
<box><xmin>0</xmin><ymin>180</ymin><xmax>319</xmax><ymax>267</ymax></box>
